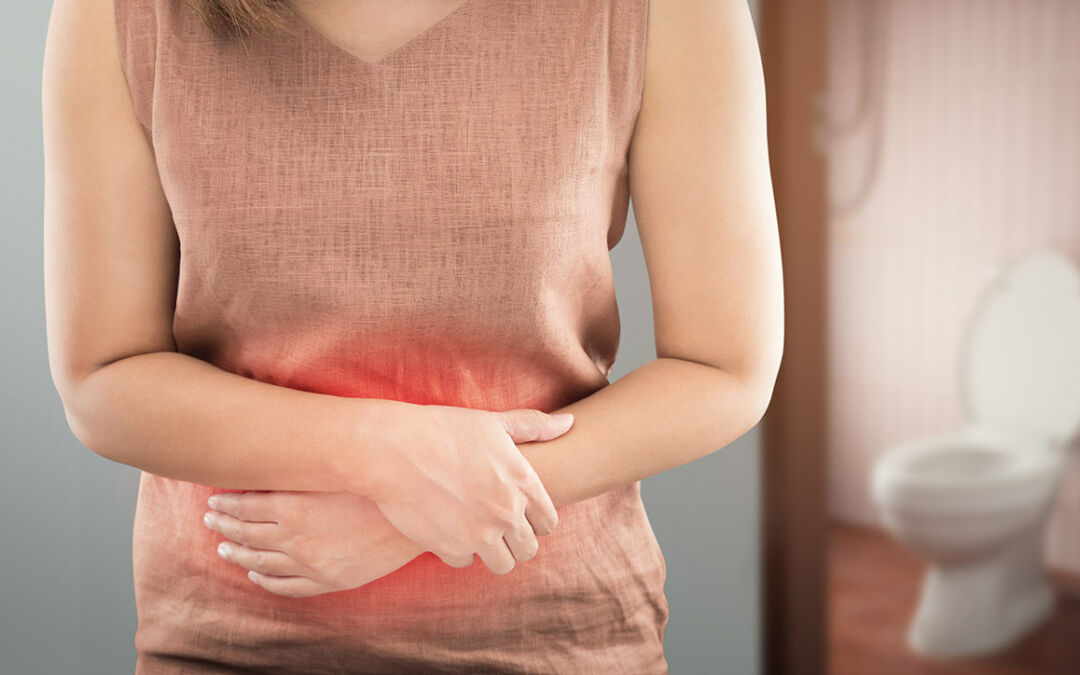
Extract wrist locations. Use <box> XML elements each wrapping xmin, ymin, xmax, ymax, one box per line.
<box><xmin>335</xmin><ymin>397</ymin><xmax>418</xmax><ymax>498</ymax></box>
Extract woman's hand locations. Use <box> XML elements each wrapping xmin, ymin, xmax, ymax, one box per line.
<box><xmin>360</xmin><ymin>405</ymin><xmax>572</xmax><ymax>575</ymax></box>
<box><xmin>203</xmin><ymin>490</ymin><xmax>425</xmax><ymax>598</ymax></box>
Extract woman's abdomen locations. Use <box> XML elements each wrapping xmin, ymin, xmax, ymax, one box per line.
<box><xmin>132</xmin><ymin>471</ymin><xmax>669</xmax><ymax>674</ymax></box>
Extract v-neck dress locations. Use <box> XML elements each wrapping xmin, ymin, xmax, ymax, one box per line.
<box><xmin>114</xmin><ymin>0</ymin><xmax>667</xmax><ymax>672</ymax></box>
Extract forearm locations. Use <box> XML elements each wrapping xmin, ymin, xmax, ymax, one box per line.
<box><xmin>62</xmin><ymin>350</ymin><xmax>408</xmax><ymax>493</ymax></box>
<box><xmin>519</xmin><ymin>357</ymin><xmax>772</xmax><ymax>508</ymax></box>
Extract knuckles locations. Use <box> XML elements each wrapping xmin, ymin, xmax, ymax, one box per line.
<box><xmin>480</xmin><ymin>502</ymin><xmax>521</xmax><ymax>530</ymax></box>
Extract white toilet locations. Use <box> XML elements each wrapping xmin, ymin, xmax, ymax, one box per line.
<box><xmin>870</xmin><ymin>248</ymin><xmax>1080</xmax><ymax>660</ymax></box>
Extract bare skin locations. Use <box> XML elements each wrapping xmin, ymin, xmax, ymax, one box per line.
<box><xmin>42</xmin><ymin>0</ymin><xmax>567</xmax><ymax>577</ymax></box>
<box><xmin>43</xmin><ymin>0</ymin><xmax>782</xmax><ymax>597</ymax></box>
<box><xmin>284</xmin><ymin>0</ymin><xmax>478</xmax><ymax>65</ymax></box>
<box><xmin>205</xmin><ymin>490</ymin><xmax>427</xmax><ymax>597</ymax></box>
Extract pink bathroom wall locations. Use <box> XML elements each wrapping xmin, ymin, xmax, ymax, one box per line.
<box><xmin>825</xmin><ymin>0</ymin><xmax>1080</xmax><ymax>574</ymax></box>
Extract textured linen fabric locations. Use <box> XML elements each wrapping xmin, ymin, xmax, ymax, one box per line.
<box><xmin>114</xmin><ymin>0</ymin><xmax>667</xmax><ymax>672</ymax></box>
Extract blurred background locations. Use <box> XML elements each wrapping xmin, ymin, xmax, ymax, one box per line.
<box><xmin>6</xmin><ymin>0</ymin><xmax>1080</xmax><ymax>674</ymax></box>
<box><xmin>769</xmin><ymin>0</ymin><xmax>1080</xmax><ymax>674</ymax></box>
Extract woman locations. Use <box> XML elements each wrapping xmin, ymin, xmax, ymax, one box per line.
<box><xmin>42</xmin><ymin>0</ymin><xmax>782</xmax><ymax>672</ymax></box>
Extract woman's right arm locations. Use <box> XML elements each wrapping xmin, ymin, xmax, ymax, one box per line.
<box><xmin>41</xmin><ymin>0</ymin><xmax>563</xmax><ymax>572</ymax></box>
<box><xmin>42</xmin><ymin>0</ymin><xmax>397</xmax><ymax>496</ymax></box>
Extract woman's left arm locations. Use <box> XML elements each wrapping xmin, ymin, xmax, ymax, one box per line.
<box><xmin>525</xmin><ymin>0</ymin><xmax>783</xmax><ymax>507</ymax></box>
<box><xmin>205</xmin><ymin>0</ymin><xmax>783</xmax><ymax>595</ymax></box>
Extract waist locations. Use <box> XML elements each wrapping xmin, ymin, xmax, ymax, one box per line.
<box><xmin>132</xmin><ymin>472</ymin><xmax>665</xmax><ymax>607</ymax></box>
<box><xmin>131</xmin><ymin>472</ymin><xmax>668</xmax><ymax>669</ymax></box>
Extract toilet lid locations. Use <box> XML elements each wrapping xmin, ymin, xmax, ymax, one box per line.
<box><xmin>961</xmin><ymin>249</ymin><xmax>1080</xmax><ymax>443</ymax></box>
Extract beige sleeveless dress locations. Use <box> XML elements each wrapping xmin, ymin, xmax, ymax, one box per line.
<box><xmin>114</xmin><ymin>0</ymin><xmax>667</xmax><ymax>672</ymax></box>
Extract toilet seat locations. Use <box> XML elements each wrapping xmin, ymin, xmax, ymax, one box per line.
<box><xmin>872</xmin><ymin>428</ymin><xmax>1064</xmax><ymax>516</ymax></box>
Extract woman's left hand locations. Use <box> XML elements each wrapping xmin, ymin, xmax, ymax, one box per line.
<box><xmin>203</xmin><ymin>490</ymin><xmax>426</xmax><ymax>598</ymax></box>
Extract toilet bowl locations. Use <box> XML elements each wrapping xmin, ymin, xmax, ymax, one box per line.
<box><xmin>870</xmin><ymin>249</ymin><xmax>1080</xmax><ymax>660</ymax></box>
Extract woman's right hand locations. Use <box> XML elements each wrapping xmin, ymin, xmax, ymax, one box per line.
<box><xmin>360</xmin><ymin>404</ymin><xmax>572</xmax><ymax>575</ymax></box>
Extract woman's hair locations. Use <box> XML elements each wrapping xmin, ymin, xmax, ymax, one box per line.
<box><xmin>184</xmin><ymin>0</ymin><xmax>291</xmax><ymax>40</ymax></box>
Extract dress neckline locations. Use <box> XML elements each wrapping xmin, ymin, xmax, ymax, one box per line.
<box><xmin>280</xmin><ymin>0</ymin><xmax>488</xmax><ymax>70</ymax></box>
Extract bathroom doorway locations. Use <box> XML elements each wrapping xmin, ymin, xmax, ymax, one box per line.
<box><xmin>757</xmin><ymin>1</ymin><xmax>1080</xmax><ymax>674</ymax></box>
<box><xmin>756</xmin><ymin>0</ymin><xmax>828</xmax><ymax>674</ymax></box>
<box><xmin>819</xmin><ymin>1</ymin><xmax>1080</xmax><ymax>674</ymax></box>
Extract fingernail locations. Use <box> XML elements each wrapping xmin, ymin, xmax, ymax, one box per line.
<box><xmin>203</xmin><ymin>512</ymin><xmax>215</xmax><ymax>528</ymax></box>
<box><xmin>552</xmin><ymin>413</ymin><xmax>574</xmax><ymax>424</ymax></box>
<box><xmin>217</xmin><ymin>542</ymin><xmax>230</xmax><ymax>559</ymax></box>
<box><xmin>207</xmin><ymin>495</ymin><xmax>220</xmax><ymax>509</ymax></box>
<box><xmin>248</xmin><ymin>571</ymin><xmax>260</xmax><ymax>582</ymax></box>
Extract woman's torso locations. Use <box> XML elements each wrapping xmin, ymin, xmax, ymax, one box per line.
<box><xmin>115</xmin><ymin>0</ymin><xmax>667</xmax><ymax>671</ymax></box>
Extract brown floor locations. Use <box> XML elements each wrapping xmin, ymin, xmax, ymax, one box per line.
<box><xmin>828</xmin><ymin>522</ymin><xmax>1080</xmax><ymax>675</ymax></box>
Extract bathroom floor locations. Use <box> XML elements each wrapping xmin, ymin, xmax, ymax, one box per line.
<box><xmin>828</xmin><ymin>522</ymin><xmax>1080</xmax><ymax>675</ymax></box>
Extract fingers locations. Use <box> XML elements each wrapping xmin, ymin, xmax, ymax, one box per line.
<box><xmin>217</xmin><ymin>541</ymin><xmax>308</xmax><ymax>577</ymax></box>
<box><xmin>502</xmin><ymin>519</ymin><xmax>540</xmax><ymax>563</ymax></box>
<box><xmin>246</xmin><ymin>571</ymin><xmax>327</xmax><ymax>598</ymax></box>
<box><xmin>438</xmin><ymin>517</ymin><xmax>543</xmax><ymax>574</ymax></box>
<box><xmin>522</xmin><ymin>474</ymin><xmax>559</xmax><ymax>536</ymax></box>
<box><xmin>493</xmin><ymin>409</ymin><xmax>564</xmax><ymax>537</ymax></box>
<box><xmin>435</xmin><ymin>550</ymin><xmax>476</xmax><ymax>569</ymax></box>
<box><xmin>476</xmin><ymin>536</ymin><xmax>517</xmax><ymax>575</ymax></box>
<box><xmin>497</xmin><ymin>409</ymin><xmax>574</xmax><ymax>444</ymax></box>
<box><xmin>207</xmin><ymin>491</ymin><xmax>279</xmax><ymax>523</ymax></box>
<box><xmin>203</xmin><ymin>510</ymin><xmax>280</xmax><ymax>549</ymax></box>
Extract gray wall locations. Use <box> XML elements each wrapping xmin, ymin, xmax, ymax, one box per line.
<box><xmin>3</xmin><ymin>2</ymin><xmax>761</xmax><ymax>673</ymax></box>
<box><xmin>617</xmin><ymin>216</ymin><xmax>762</xmax><ymax>675</ymax></box>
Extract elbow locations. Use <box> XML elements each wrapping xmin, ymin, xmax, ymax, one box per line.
<box><xmin>50</xmin><ymin>348</ymin><xmax>150</xmax><ymax>459</ymax></box>
<box><xmin>62</xmin><ymin>402</ymin><xmax>97</xmax><ymax>455</ymax></box>
<box><xmin>714</xmin><ymin>359</ymin><xmax>781</xmax><ymax>440</ymax></box>
<box><xmin>58</xmin><ymin>383</ymin><xmax>103</xmax><ymax>458</ymax></box>
<box><xmin>51</xmin><ymin>365</ymin><xmax>108</xmax><ymax>459</ymax></box>
<box><xmin>743</xmin><ymin>368</ymin><xmax>779</xmax><ymax>429</ymax></box>
<box><xmin>672</xmin><ymin>350</ymin><xmax>782</xmax><ymax>444</ymax></box>
<box><xmin>742</xmin><ymin>332</ymin><xmax>784</xmax><ymax>427</ymax></box>
<box><xmin>50</xmin><ymin>339</ymin><xmax>175</xmax><ymax>462</ymax></box>
<box><xmin>51</xmin><ymin>366</ymin><xmax>88</xmax><ymax>446</ymax></box>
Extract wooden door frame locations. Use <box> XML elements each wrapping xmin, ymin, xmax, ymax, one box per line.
<box><xmin>758</xmin><ymin>1</ymin><xmax>829</xmax><ymax>674</ymax></box>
